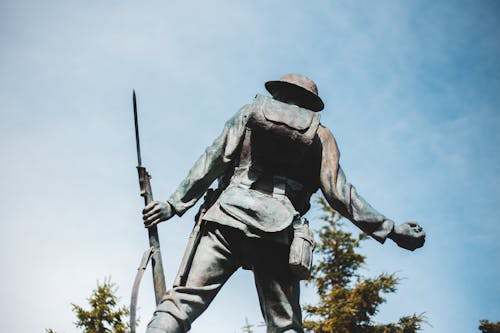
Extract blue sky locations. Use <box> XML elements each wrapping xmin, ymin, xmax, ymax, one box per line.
<box><xmin>1</xmin><ymin>1</ymin><xmax>499</xmax><ymax>332</ymax></box>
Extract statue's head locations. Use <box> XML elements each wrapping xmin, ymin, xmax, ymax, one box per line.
<box><xmin>265</xmin><ymin>73</ymin><xmax>324</xmax><ymax>112</ymax></box>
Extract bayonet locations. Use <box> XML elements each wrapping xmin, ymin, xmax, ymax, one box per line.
<box><xmin>133</xmin><ymin>91</ymin><xmax>142</xmax><ymax>167</ymax></box>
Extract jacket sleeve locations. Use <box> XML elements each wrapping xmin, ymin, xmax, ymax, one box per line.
<box><xmin>167</xmin><ymin>105</ymin><xmax>250</xmax><ymax>216</ymax></box>
<box><xmin>318</xmin><ymin>125</ymin><xmax>394</xmax><ymax>243</ymax></box>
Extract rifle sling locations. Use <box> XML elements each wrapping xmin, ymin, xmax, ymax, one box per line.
<box><xmin>130</xmin><ymin>246</ymin><xmax>155</xmax><ymax>333</ymax></box>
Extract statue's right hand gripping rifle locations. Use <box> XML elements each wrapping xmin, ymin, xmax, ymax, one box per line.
<box><xmin>130</xmin><ymin>90</ymin><xmax>167</xmax><ymax>333</ymax></box>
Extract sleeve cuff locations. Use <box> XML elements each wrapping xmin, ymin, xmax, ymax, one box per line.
<box><xmin>167</xmin><ymin>198</ymin><xmax>186</xmax><ymax>217</ymax></box>
<box><xmin>371</xmin><ymin>219</ymin><xmax>395</xmax><ymax>244</ymax></box>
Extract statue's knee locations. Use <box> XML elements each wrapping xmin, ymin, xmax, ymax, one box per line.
<box><xmin>146</xmin><ymin>312</ymin><xmax>182</xmax><ymax>333</ymax></box>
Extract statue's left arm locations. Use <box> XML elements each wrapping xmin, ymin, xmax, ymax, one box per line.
<box><xmin>167</xmin><ymin>105</ymin><xmax>250</xmax><ymax>216</ymax></box>
<box><xmin>143</xmin><ymin>106</ymin><xmax>250</xmax><ymax>227</ymax></box>
<box><xmin>317</xmin><ymin>125</ymin><xmax>425</xmax><ymax>250</ymax></box>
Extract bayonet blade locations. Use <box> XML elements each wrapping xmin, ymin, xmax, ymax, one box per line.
<box><xmin>133</xmin><ymin>90</ymin><xmax>142</xmax><ymax>166</ymax></box>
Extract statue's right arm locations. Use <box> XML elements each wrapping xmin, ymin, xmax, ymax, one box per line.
<box><xmin>317</xmin><ymin>125</ymin><xmax>394</xmax><ymax>244</ymax></box>
<box><xmin>317</xmin><ymin>125</ymin><xmax>425</xmax><ymax>250</ymax></box>
<box><xmin>166</xmin><ymin>105</ymin><xmax>251</xmax><ymax>216</ymax></box>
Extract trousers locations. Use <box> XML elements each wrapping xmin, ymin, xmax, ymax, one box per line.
<box><xmin>146</xmin><ymin>222</ymin><xmax>303</xmax><ymax>333</ymax></box>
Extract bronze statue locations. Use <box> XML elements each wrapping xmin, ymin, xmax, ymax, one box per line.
<box><xmin>141</xmin><ymin>74</ymin><xmax>425</xmax><ymax>333</ymax></box>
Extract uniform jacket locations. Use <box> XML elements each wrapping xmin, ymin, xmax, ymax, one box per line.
<box><xmin>167</xmin><ymin>96</ymin><xmax>394</xmax><ymax>244</ymax></box>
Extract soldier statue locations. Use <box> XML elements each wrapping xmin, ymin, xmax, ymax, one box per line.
<box><xmin>141</xmin><ymin>74</ymin><xmax>425</xmax><ymax>333</ymax></box>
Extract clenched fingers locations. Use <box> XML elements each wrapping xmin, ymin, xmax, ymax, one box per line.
<box><xmin>144</xmin><ymin>212</ymin><xmax>163</xmax><ymax>228</ymax></box>
<box><xmin>143</xmin><ymin>201</ymin><xmax>159</xmax><ymax>215</ymax></box>
<box><xmin>143</xmin><ymin>206</ymin><xmax>160</xmax><ymax>220</ymax></box>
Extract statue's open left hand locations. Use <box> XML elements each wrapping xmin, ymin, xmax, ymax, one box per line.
<box><xmin>143</xmin><ymin>201</ymin><xmax>174</xmax><ymax>228</ymax></box>
<box><xmin>389</xmin><ymin>222</ymin><xmax>425</xmax><ymax>251</ymax></box>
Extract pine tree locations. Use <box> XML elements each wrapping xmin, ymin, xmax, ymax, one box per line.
<box><xmin>46</xmin><ymin>277</ymin><xmax>130</xmax><ymax>333</ymax></box>
<box><xmin>303</xmin><ymin>198</ymin><xmax>424</xmax><ymax>333</ymax></box>
<box><xmin>72</xmin><ymin>278</ymin><xmax>130</xmax><ymax>333</ymax></box>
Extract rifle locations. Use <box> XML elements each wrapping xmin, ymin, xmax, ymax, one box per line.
<box><xmin>130</xmin><ymin>90</ymin><xmax>167</xmax><ymax>333</ymax></box>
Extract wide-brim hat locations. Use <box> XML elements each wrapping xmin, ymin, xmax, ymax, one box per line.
<box><xmin>265</xmin><ymin>73</ymin><xmax>324</xmax><ymax>112</ymax></box>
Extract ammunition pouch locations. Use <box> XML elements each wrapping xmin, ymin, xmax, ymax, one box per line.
<box><xmin>289</xmin><ymin>217</ymin><xmax>315</xmax><ymax>280</ymax></box>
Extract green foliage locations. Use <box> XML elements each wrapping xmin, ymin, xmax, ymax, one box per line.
<box><xmin>303</xmin><ymin>198</ymin><xmax>425</xmax><ymax>333</ymax></box>
<box><xmin>46</xmin><ymin>278</ymin><xmax>130</xmax><ymax>333</ymax></box>
<box><xmin>71</xmin><ymin>277</ymin><xmax>130</xmax><ymax>333</ymax></box>
<box><xmin>479</xmin><ymin>320</ymin><xmax>500</xmax><ymax>333</ymax></box>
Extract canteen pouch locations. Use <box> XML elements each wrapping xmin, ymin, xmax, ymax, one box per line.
<box><xmin>289</xmin><ymin>217</ymin><xmax>315</xmax><ymax>280</ymax></box>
